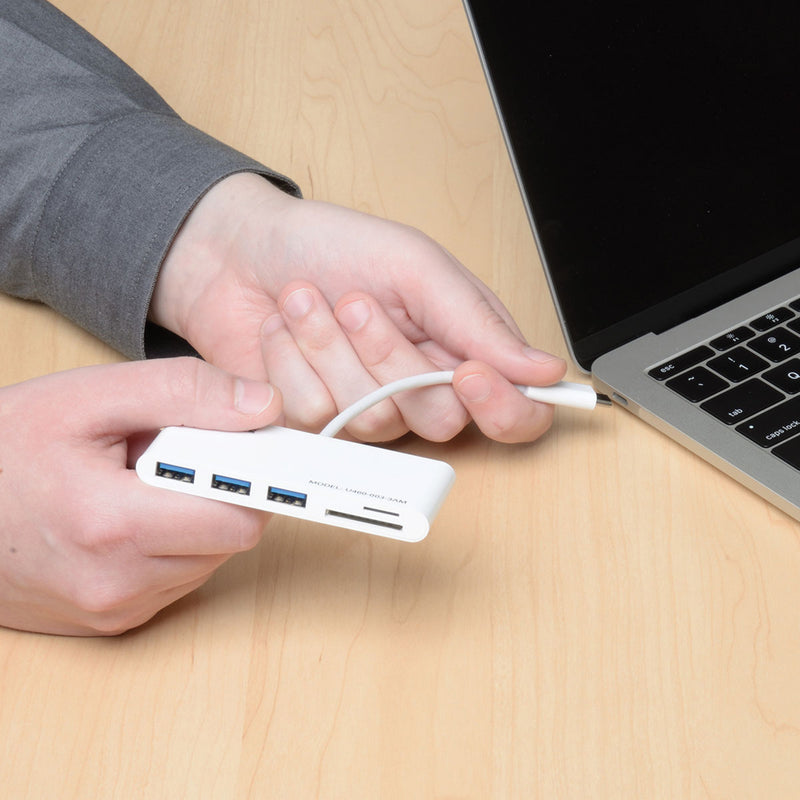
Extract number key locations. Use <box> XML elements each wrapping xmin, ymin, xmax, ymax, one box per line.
<box><xmin>707</xmin><ymin>347</ymin><xmax>768</xmax><ymax>382</ymax></box>
<box><xmin>748</xmin><ymin>328</ymin><xmax>800</xmax><ymax>362</ymax></box>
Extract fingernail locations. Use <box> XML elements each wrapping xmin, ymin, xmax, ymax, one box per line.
<box><xmin>260</xmin><ymin>313</ymin><xmax>284</xmax><ymax>337</ymax></box>
<box><xmin>282</xmin><ymin>288</ymin><xmax>313</xmax><ymax>320</ymax></box>
<box><xmin>524</xmin><ymin>346</ymin><xmax>565</xmax><ymax>366</ymax></box>
<box><xmin>235</xmin><ymin>378</ymin><xmax>275</xmax><ymax>415</ymax></box>
<box><xmin>456</xmin><ymin>373</ymin><xmax>492</xmax><ymax>403</ymax></box>
<box><xmin>337</xmin><ymin>299</ymin><xmax>370</xmax><ymax>332</ymax></box>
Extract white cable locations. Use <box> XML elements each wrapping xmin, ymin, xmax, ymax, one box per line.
<box><xmin>319</xmin><ymin>370</ymin><xmax>604</xmax><ymax>438</ymax></box>
<box><xmin>319</xmin><ymin>371</ymin><xmax>456</xmax><ymax>437</ymax></box>
<box><xmin>514</xmin><ymin>380</ymin><xmax>600</xmax><ymax>410</ymax></box>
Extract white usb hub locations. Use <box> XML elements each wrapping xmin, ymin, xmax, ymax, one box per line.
<box><xmin>136</xmin><ymin>425</ymin><xmax>456</xmax><ymax>542</ymax></box>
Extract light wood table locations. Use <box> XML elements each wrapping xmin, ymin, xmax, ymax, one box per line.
<box><xmin>3</xmin><ymin>1</ymin><xmax>800</xmax><ymax>797</ymax></box>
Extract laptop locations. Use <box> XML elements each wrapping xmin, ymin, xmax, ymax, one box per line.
<box><xmin>462</xmin><ymin>2</ymin><xmax>800</xmax><ymax>521</ymax></box>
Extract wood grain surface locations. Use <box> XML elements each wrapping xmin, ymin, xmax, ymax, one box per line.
<box><xmin>2</xmin><ymin>1</ymin><xmax>800</xmax><ymax>797</ymax></box>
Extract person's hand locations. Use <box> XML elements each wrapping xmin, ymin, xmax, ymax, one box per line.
<box><xmin>151</xmin><ymin>173</ymin><xmax>567</xmax><ymax>444</ymax></box>
<box><xmin>0</xmin><ymin>358</ymin><xmax>280</xmax><ymax>635</ymax></box>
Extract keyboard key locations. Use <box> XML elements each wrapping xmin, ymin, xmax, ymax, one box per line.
<box><xmin>789</xmin><ymin>318</ymin><xmax>800</xmax><ymax>335</ymax></box>
<box><xmin>774</xmin><ymin>434</ymin><xmax>800</xmax><ymax>470</ymax></box>
<box><xmin>666</xmin><ymin>366</ymin><xmax>728</xmax><ymax>402</ymax></box>
<box><xmin>707</xmin><ymin>347</ymin><xmax>768</xmax><ymax>382</ymax></box>
<box><xmin>700</xmin><ymin>378</ymin><xmax>782</xmax><ymax>424</ymax></box>
<box><xmin>649</xmin><ymin>345</ymin><xmax>714</xmax><ymax>381</ymax></box>
<box><xmin>736</xmin><ymin>395</ymin><xmax>800</xmax><ymax>446</ymax></box>
<box><xmin>709</xmin><ymin>326</ymin><xmax>755</xmax><ymax>351</ymax></box>
<box><xmin>750</xmin><ymin>306</ymin><xmax>795</xmax><ymax>331</ymax></box>
<box><xmin>790</xmin><ymin>298</ymin><xmax>800</xmax><ymax>312</ymax></box>
<box><xmin>748</xmin><ymin>328</ymin><xmax>800</xmax><ymax>361</ymax></box>
<box><xmin>763</xmin><ymin>358</ymin><xmax>800</xmax><ymax>394</ymax></box>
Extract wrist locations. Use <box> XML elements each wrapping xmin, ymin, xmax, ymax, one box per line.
<box><xmin>148</xmin><ymin>172</ymin><xmax>293</xmax><ymax>344</ymax></box>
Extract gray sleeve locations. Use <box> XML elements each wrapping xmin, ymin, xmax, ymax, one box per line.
<box><xmin>0</xmin><ymin>0</ymin><xmax>301</xmax><ymax>359</ymax></box>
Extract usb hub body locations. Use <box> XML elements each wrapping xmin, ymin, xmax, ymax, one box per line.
<box><xmin>136</xmin><ymin>425</ymin><xmax>455</xmax><ymax>542</ymax></box>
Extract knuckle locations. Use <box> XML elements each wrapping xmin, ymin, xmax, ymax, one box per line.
<box><xmin>60</xmin><ymin>520</ymin><xmax>144</xmax><ymax>632</ymax></box>
<box><xmin>524</xmin><ymin>409</ymin><xmax>556</xmax><ymax>442</ymax></box>
<box><xmin>82</xmin><ymin>491</ymin><xmax>144</xmax><ymax>542</ymax></box>
<box><xmin>335</xmin><ymin>294</ymin><xmax>401</xmax><ymax>367</ymax></box>
<box><xmin>90</xmin><ymin>607</ymin><xmax>159</xmax><ymax>636</ymax></box>
<box><xmin>159</xmin><ymin>356</ymin><xmax>213</xmax><ymax>410</ymax></box>
<box><xmin>186</xmin><ymin>359</ymin><xmax>226</xmax><ymax>408</ymax></box>
<box><xmin>65</xmin><ymin>568</ymin><xmax>163</xmax><ymax>636</ymax></box>
<box><xmin>234</xmin><ymin>517</ymin><xmax>266</xmax><ymax>551</ymax></box>
<box><xmin>166</xmin><ymin>355</ymin><xmax>205</xmax><ymax>387</ymax></box>
<box><xmin>345</xmin><ymin>403</ymin><xmax>408</xmax><ymax>443</ymax></box>
<box><xmin>68</xmin><ymin>573</ymin><xmax>131</xmax><ymax>619</ymax></box>
<box><xmin>358</xmin><ymin>332</ymin><xmax>396</xmax><ymax>371</ymax></box>
<box><xmin>482</xmin><ymin>405</ymin><xmax>555</xmax><ymax>444</ymax></box>
<box><xmin>398</xmin><ymin>389</ymin><xmax>470</xmax><ymax>443</ymax></box>
<box><xmin>299</xmin><ymin>322</ymin><xmax>339</xmax><ymax>354</ymax></box>
<box><xmin>73</xmin><ymin>512</ymin><xmax>125</xmax><ymax>555</ymax></box>
<box><xmin>416</xmin><ymin>403</ymin><xmax>470</xmax><ymax>443</ymax></box>
<box><xmin>286</xmin><ymin>392</ymin><xmax>339</xmax><ymax>434</ymax></box>
<box><xmin>86</xmin><ymin>613</ymin><xmax>140</xmax><ymax>637</ymax></box>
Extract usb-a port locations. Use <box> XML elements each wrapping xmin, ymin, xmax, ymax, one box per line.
<box><xmin>268</xmin><ymin>486</ymin><xmax>307</xmax><ymax>507</ymax></box>
<box><xmin>156</xmin><ymin>462</ymin><xmax>195</xmax><ymax>483</ymax></box>
<box><xmin>212</xmin><ymin>474</ymin><xmax>252</xmax><ymax>495</ymax></box>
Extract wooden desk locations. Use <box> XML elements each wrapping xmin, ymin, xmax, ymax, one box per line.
<box><xmin>2</xmin><ymin>1</ymin><xmax>800</xmax><ymax>797</ymax></box>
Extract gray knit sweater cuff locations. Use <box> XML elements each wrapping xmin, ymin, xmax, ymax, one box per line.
<box><xmin>32</xmin><ymin>111</ymin><xmax>300</xmax><ymax>360</ymax></box>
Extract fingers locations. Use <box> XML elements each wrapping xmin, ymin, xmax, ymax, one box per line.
<box><xmin>58</xmin><ymin>464</ymin><xmax>268</xmax><ymax>631</ymax></box>
<box><xmin>261</xmin><ymin>282</ymin><xmax>409</xmax><ymax>440</ymax></box>
<box><xmin>259</xmin><ymin>308</ymin><xmax>341</xmax><ymax>431</ymax></box>
<box><xmin>427</xmin><ymin>288</ymin><xmax>568</xmax><ymax>388</ymax></box>
<box><xmin>44</xmin><ymin>359</ymin><xmax>279</xmax><ymax>556</ymax></box>
<box><xmin>46</xmin><ymin>358</ymin><xmax>282</xmax><ymax>438</ymax></box>
<box><xmin>56</xmin><ymin>559</ymin><xmax>228</xmax><ymax>636</ymax></box>
<box><xmin>85</xmin><ymin>574</ymin><xmax>219</xmax><ymax>636</ymax></box>
<box><xmin>0</xmin><ymin>361</ymin><xmax>282</xmax><ymax>635</ymax></box>
<box><xmin>334</xmin><ymin>292</ymin><xmax>470</xmax><ymax>441</ymax></box>
<box><xmin>451</xmin><ymin>360</ymin><xmax>556</xmax><ymax>443</ymax></box>
<box><xmin>386</xmin><ymin>235</ymin><xmax>569</xmax><ymax>387</ymax></box>
<box><xmin>262</xmin><ymin>281</ymin><xmax>469</xmax><ymax>441</ymax></box>
<box><xmin>259</xmin><ymin>280</ymin><xmax>563</xmax><ymax>444</ymax></box>
<box><xmin>116</xmin><ymin>472</ymin><xmax>270</xmax><ymax>556</ymax></box>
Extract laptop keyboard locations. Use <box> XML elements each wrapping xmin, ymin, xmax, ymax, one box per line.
<box><xmin>648</xmin><ymin>296</ymin><xmax>800</xmax><ymax>471</ymax></box>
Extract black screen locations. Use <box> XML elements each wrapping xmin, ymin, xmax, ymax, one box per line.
<box><xmin>464</xmin><ymin>2</ymin><xmax>800</xmax><ymax>369</ymax></box>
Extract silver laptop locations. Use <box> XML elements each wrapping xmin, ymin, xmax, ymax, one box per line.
<box><xmin>463</xmin><ymin>2</ymin><xmax>800</xmax><ymax>520</ymax></box>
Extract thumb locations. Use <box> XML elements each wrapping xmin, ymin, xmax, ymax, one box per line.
<box><xmin>389</xmin><ymin>234</ymin><xmax>567</xmax><ymax>385</ymax></box>
<box><xmin>451</xmin><ymin>295</ymin><xmax>567</xmax><ymax>385</ymax></box>
<box><xmin>413</xmin><ymin>274</ymin><xmax>567</xmax><ymax>386</ymax></box>
<box><xmin>56</xmin><ymin>357</ymin><xmax>282</xmax><ymax>436</ymax></box>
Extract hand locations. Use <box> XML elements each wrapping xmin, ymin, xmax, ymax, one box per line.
<box><xmin>0</xmin><ymin>358</ymin><xmax>280</xmax><ymax>635</ymax></box>
<box><xmin>151</xmin><ymin>173</ymin><xmax>567</xmax><ymax>443</ymax></box>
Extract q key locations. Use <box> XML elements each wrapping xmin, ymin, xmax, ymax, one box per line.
<box><xmin>763</xmin><ymin>358</ymin><xmax>800</xmax><ymax>394</ymax></box>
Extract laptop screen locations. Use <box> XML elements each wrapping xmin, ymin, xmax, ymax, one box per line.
<box><xmin>465</xmin><ymin>2</ymin><xmax>800</xmax><ymax>370</ymax></box>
